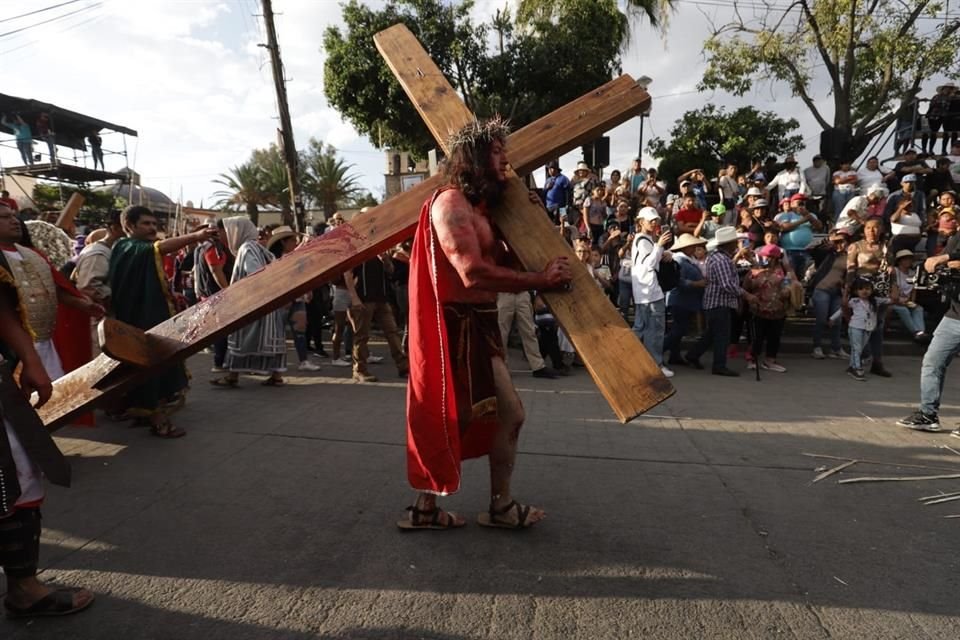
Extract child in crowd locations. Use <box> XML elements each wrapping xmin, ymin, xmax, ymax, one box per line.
<box><xmin>927</xmin><ymin>191</ymin><xmax>957</xmax><ymax>255</ymax></box>
<box><xmin>744</xmin><ymin>244</ymin><xmax>790</xmax><ymax>372</ymax></box>
<box><xmin>842</xmin><ymin>278</ymin><xmax>890</xmax><ymax>381</ymax></box>
<box><xmin>890</xmin><ymin>249</ymin><xmax>929</xmax><ymax>343</ymax></box>
<box><xmin>583</xmin><ymin>186</ymin><xmax>608</xmax><ymax>245</ymax></box>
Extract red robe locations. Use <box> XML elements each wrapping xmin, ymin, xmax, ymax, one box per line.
<box><xmin>406</xmin><ymin>190</ymin><xmax>497</xmax><ymax>495</ymax></box>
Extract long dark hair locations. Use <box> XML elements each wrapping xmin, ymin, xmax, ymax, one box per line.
<box><xmin>442</xmin><ymin>135</ymin><xmax>507</xmax><ymax>207</ymax></box>
<box><xmin>851</xmin><ymin>277</ymin><xmax>879</xmax><ymax>313</ymax></box>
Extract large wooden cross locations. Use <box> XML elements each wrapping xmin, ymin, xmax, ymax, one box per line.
<box><xmin>39</xmin><ymin>24</ymin><xmax>672</xmax><ymax>429</ymax></box>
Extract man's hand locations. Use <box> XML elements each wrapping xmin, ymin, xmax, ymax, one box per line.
<box><xmin>926</xmin><ymin>255</ymin><xmax>950</xmax><ymax>273</ymax></box>
<box><xmin>84</xmin><ymin>298</ymin><xmax>106</xmax><ymax>320</ymax></box>
<box><xmin>541</xmin><ymin>256</ymin><xmax>572</xmax><ymax>290</ymax></box>
<box><xmin>193</xmin><ymin>227</ymin><xmax>219</xmax><ymax>243</ymax></box>
<box><xmin>20</xmin><ymin>357</ymin><xmax>52</xmax><ymax>408</ymax></box>
<box><xmin>658</xmin><ymin>231</ymin><xmax>673</xmax><ymax>247</ymax></box>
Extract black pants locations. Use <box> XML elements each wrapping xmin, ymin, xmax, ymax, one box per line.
<box><xmin>752</xmin><ymin>317</ymin><xmax>785</xmax><ymax>359</ymax></box>
<box><xmin>0</xmin><ymin>507</ymin><xmax>41</xmax><ymax>579</ymax></box>
<box><xmin>687</xmin><ymin>307</ymin><xmax>732</xmax><ymax>371</ymax></box>
<box><xmin>534</xmin><ymin>316</ymin><xmax>563</xmax><ymax>369</ymax></box>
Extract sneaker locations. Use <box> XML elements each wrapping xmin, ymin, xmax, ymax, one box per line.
<box><xmin>367</xmin><ymin>355</ymin><xmax>385</xmax><ymax>364</ymax></box>
<box><xmin>298</xmin><ymin>361</ymin><xmax>321</xmax><ymax>372</ymax></box>
<box><xmin>532</xmin><ymin>367</ymin><xmax>559</xmax><ymax>379</ymax></box>
<box><xmin>210</xmin><ymin>365</ymin><xmax>227</xmax><ymax>373</ymax></box>
<box><xmin>846</xmin><ymin>367</ymin><xmax>865</xmax><ymax>381</ymax></box>
<box><xmin>330</xmin><ymin>356</ymin><xmax>352</xmax><ymax>367</ymax></box>
<box><xmin>897</xmin><ymin>411</ymin><xmax>941</xmax><ymax>432</ymax></box>
<box><xmin>353</xmin><ymin>372</ymin><xmax>379</xmax><ymax>383</ymax></box>
<box><xmin>761</xmin><ymin>361</ymin><xmax>787</xmax><ymax>373</ymax></box>
<box><xmin>829</xmin><ymin>348</ymin><xmax>849</xmax><ymax>359</ymax></box>
<box><xmin>812</xmin><ymin>347</ymin><xmax>825</xmax><ymax>359</ymax></box>
<box><xmin>660</xmin><ymin>366</ymin><xmax>675</xmax><ymax>378</ymax></box>
<box><xmin>951</xmin><ymin>427</ymin><xmax>960</xmax><ymax>439</ymax></box>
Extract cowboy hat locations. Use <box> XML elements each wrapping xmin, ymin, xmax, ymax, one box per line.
<box><xmin>575</xmin><ymin>161</ymin><xmax>591</xmax><ymax>173</ymax></box>
<box><xmin>266</xmin><ymin>225</ymin><xmax>297</xmax><ymax>249</ymax></box>
<box><xmin>670</xmin><ymin>233</ymin><xmax>707</xmax><ymax>251</ymax></box>
<box><xmin>712</xmin><ymin>226</ymin><xmax>739</xmax><ymax>247</ymax></box>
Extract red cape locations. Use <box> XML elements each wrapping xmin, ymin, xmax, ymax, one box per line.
<box><xmin>406</xmin><ymin>189</ymin><xmax>498</xmax><ymax>495</ymax></box>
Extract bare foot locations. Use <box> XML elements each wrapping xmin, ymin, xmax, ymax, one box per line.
<box><xmin>5</xmin><ymin>578</ymin><xmax>95</xmax><ymax>617</ymax></box>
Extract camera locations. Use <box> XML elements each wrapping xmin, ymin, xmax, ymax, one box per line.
<box><xmin>912</xmin><ymin>264</ymin><xmax>960</xmax><ymax>302</ymax></box>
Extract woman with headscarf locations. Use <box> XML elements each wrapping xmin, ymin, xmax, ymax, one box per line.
<box><xmin>210</xmin><ymin>217</ymin><xmax>287</xmax><ymax>387</ymax></box>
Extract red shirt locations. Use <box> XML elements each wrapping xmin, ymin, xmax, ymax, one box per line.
<box><xmin>204</xmin><ymin>245</ymin><xmax>227</xmax><ymax>267</ymax></box>
<box><xmin>0</xmin><ymin>197</ymin><xmax>18</xmax><ymax>212</ymax></box>
<box><xmin>674</xmin><ymin>207</ymin><xmax>703</xmax><ymax>226</ymax></box>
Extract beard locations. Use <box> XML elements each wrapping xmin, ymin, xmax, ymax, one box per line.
<box><xmin>484</xmin><ymin>169</ymin><xmax>508</xmax><ymax>208</ymax></box>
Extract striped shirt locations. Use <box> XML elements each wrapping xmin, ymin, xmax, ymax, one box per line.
<box><xmin>702</xmin><ymin>250</ymin><xmax>744</xmax><ymax>310</ymax></box>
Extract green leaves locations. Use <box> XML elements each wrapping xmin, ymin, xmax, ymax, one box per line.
<box><xmin>648</xmin><ymin>105</ymin><xmax>804</xmax><ymax>185</ymax></box>
<box><xmin>299</xmin><ymin>138</ymin><xmax>364</xmax><ymax>219</ymax></box>
<box><xmin>700</xmin><ymin>0</ymin><xmax>960</xmax><ymax>158</ymax></box>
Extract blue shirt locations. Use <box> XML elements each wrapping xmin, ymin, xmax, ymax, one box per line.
<box><xmin>774</xmin><ymin>211</ymin><xmax>813</xmax><ymax>251</ymax></box>
<box><xmin>666</xmin><ymin>254</ymin><xmax>705</xmax><ymax>312</ymax></box>
<box><xmin>544</xmin><ymin>173</ymin><xmax>570</xmax><ymax>209</ymax></box>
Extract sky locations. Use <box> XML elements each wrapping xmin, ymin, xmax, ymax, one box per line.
<box><xmin>0</xmin><ymin>0</ymin><xmax>951</xmax><ymax>209</ymax></box>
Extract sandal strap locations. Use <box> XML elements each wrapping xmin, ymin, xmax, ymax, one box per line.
<box><xmin>406</xmin><ymin>505</ymin><xmax>447</xmax><ymax>527</ymax></box>
<box><xmin>490</xmin><ymin>500</ymin><xmax>530</xmax><ymax>527</ymax></box>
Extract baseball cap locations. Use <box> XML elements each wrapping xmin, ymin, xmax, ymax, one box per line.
<box><xmin>901</xmin><ymin>174</ymin><xmax>917</xmax><ymax>183</ymax></box>
<box><xmin>710</xmin><ymin>203</ymin><xmax>727</xmax><ymax>215</ymax></box>
<box><xmin>758</xmin><ymin>244</ymin><xmax>783</xmax><ymax>258</ymax></box>
<box><xmin>789</xmin><ymin>193</ymin><xmax>807</xmax><ymax>202</ymax></box>
<box><xmin>636</xmin><ymin>207</ymin><xmax>661</xmax><ymax>222</ymax></box>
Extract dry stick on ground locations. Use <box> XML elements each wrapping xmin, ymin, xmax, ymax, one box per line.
<box><xmin>802</xmin><ymin>453</ymin><xmax>960</xmax><ymax>473</ymax></box>
<box><xmin>838</xmin><ymin>474</ymin><xmax>960</xmax><ymax>484</ymax></box>
<box><xmin>940</xmin><ymin>445</ymin><xmax>960</xmax><ymax>458</ymax></box>
<box><xmin>944</xmin><ymin>515</ymin><xmax>960</xmax><ymax>519</ymax></box>
<box><xmin>918</xmin><ymin>490</ymin><xmax>960</xmax><ymax>501</ymax></box>
<box><xmin>811</xmin><ymin>460</ymin><xmax>858</xmax><ymax>484</ymax></box>
<box><xmin>922</xmin><ymin>494</ymin><xmax>960</xmax><ymax>506</ymax></box>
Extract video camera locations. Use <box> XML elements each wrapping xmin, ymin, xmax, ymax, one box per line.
<box><xmin>912</xmin><ymin>264</ymin><xmax>960</xmax><ymax>303</ymax></box>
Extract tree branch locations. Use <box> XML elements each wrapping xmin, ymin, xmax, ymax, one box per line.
<box><xmin>776</xmin><ymin>53</ymin><xmax>831</xmax><ymax>130</ymax></box>
<box><xmin>798</xmin><ymin>0</ymin><xmax>841</xmax><ymax>90</ymax></box>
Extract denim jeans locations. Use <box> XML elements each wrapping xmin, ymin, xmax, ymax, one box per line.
<box><xmin>633</xmin><ymin>299</ymin><xmax>666</xmax><ymax>367</ymax></box>
<box><xmin>892</xmin><ymin>304</ymin><xmax>925</xmax><ymax>335</ymax></box>
<box><xmin>832</xmin><ymin>190</ymin><xmax>855</xmax><ymax>222</ymax></box>
<box><xmin>920</xmin><ymin>316</ymin><xmax>960</xmax><ymax>415</ymax></box>
<box><xmin>811</xmin><ymin>288</ymin><xmax>842</xmax><ymax>352</ymax></box>
<box><xmin>848</xmin><ymin>327</ymin><xmax>870</xmax><ymax>370</ymax></box>
<box><xmin>617</xmin><ymin>280</ymin><xmax>632</xmax><ymax>318</ymax></box>
<box><xmin>786</xmin><ymin>250</ymin><xmax>811</xmax><ymax>280</ymax></box>
<box><xmin>687</xmin><ymin>307</ymin><xmax>732</xmax><ymax>371</ymax></box>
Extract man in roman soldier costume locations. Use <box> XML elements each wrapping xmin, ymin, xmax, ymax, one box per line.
<box><xmin>401</xmin><ymin>118</ymin><xmax>572</xmax><ymax>530</ymax></box>
<box><xmin>0</xmin><ymin>205</ymin><xmax>94</xmax><ymax>618</ymax></box>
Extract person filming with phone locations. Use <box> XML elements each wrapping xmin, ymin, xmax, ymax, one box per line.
<box><xmin>630</xmin><ymin>207</ymin><xmax>675</xmax><ymax>378</ymax></box>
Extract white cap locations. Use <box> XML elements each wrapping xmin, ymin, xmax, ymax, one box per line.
<box><xmin>746</xmin><ymin>187</ymin><xmax>763</xmax><ymax>197</ymax></box>
<box><xmin>636</xmin><ymin>206</ymin><xmax>661</xmax><ymax>222</ymax></box>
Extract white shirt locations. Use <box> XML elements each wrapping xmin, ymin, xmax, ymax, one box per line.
<box><xmin>718</xmin><ymin>175</ymin><xmax>738</xmax><ymax>200</ymax></box>
<box><xmin>836</xmin><ymin>195</ymin><xmax>868</xmax><ymax>228</ymax></box>
<box><xmin>948</xmin><ymin>155</ymin><xmax>960</xmax><ymax>184</ymax></box>
<box><xmin>767</xmin><ymin>169</ymin><xmax>808</xmax><ymax>195</ymax></box>
<box><xmin>891</xmin><ymin>212</ymin><xmax>922</xmax><ymax>236</ymax></box>
<box><xmin>833</xmin><ymin>170</ymin><xmax>858</xmax><ymax>192</ymax></box>
<box><xmin>857</xmin><ymin>167</ymin><xmax>886</xmax><ymax>192</ymax></box>
<box><xmin>630</xmin><ymin>234</ymin><xmax>665</xmax><ymax>304</ymax></box>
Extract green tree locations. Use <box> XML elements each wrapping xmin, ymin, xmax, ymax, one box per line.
<box><xmin>323</xmin><ymin>0</ymin><xmax>646</xmax><ymax>157</ymax></box>
<box><xmin>212</xmin><ymin>161</ymin><xmax>275</xmax><ymax>226</ymax></box>
<box><xmin>700</xmin><ymin>0</ymin><xmax>960</xmax><ymax>159</ymax></box>
<box><xmin>323</xmin><ymin>0</ymin><xmax>484</xmax><ymax>156</ymax></box>
<box><xmin>251</xmin><ymin>144</ymin><xmax>294</xmax><ymax>226</ymax></box>
<box><xmin>300</xmin><ymin>138</ymin><xmax>363</xmax><ymax>220</ymax></box>
<box><xmin>648</xmin><ymin>105</ymin><xmax>804</xmax><ymax>186</ymax></box>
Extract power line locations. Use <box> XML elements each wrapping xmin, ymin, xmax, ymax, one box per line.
<box><xmin>0</xmin><ymin>1</ymin><xmax>101</xmax><ymax>39</ymax></box>
<box><xmin>0</xmin><ymin>12</ymin><xmax>103</xmax><ymax>58</ymax></box>
<box><xmin>0</xmin><ymin>0</ymin><xmax>85</xmax><ymax>25</ymax></box>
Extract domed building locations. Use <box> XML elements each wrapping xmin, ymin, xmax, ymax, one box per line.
<box><xmin>96</xmin><ymin>169</ymin><xmax>176</xmax><ymax>217</ymax></box>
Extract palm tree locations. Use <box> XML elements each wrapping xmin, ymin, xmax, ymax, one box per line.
<box><xmin>211</xmin><ymin>161</ymin><xmax>273</xmax><ymax>225</ymax></box>
<box><xmin>517</xmin><ymin>0</ymin><xmax>674</xmax><ymax>49</ymax></box>
<box><xmin>301</xmin><ymin>142</ymin><xmax>363</xmax><ymax>220</ymax></box>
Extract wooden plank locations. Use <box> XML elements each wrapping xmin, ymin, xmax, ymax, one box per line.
<box><xmin>374</xmin><ymin>23</ymin><xmax>671</xmax><ymax>421</ymax></box>
<box><xmin>98</xmin><ymin>318</ymin><xmax>183</xmax><ymax>368</ymax></box>
<box><xmin>40</xmin><ymin>49</ymin><xmax>657</xmax><ymax>429</ymax></box>
<box><xmin>56</xmin><ymin>192</ymin><xmax>84</xmax><ymax>232</ymax></box>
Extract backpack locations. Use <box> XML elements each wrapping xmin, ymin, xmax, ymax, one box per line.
<box><xmin>635</xmin><ymin>236</ymin><xmax>681</xmax><ymax>293</ymax></box>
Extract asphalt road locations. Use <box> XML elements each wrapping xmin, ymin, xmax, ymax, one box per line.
<box><xmin>3</xmin><ymin>345</ymin><xmax>959</xmax><ymax>639</ymax></box>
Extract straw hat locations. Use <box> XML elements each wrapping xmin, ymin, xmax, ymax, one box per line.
<box><xmin>266</xmin><ymin>225</ymin><xmax>297</xmax><ymax>249</ymax></box>
<box><xmin>670</xmin><ymin>233</ymin><xmax>707</xmax><ymax>252</ymax></box>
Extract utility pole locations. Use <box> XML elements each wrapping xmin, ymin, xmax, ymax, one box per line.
<box><xmin>260</xmin><ymin>0</ymin><xmax>304</xmax><ymax>232</ymax></box>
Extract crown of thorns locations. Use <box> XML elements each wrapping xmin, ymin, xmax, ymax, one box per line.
<box><xmin>446</xmin><ymin>116</ymin><xmax>511</xmax><ymax>152</ymax></box>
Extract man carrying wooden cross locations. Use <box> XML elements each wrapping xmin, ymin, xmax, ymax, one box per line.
<box><xmin>401</xmin><ymin>117</ymin><xmax>572</xmax><ymax>531</ymax></box>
